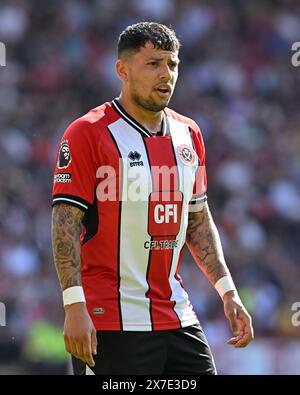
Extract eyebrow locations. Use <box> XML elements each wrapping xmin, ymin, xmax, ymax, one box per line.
<box><xmin>146</xmin><ymin>57</ymin><xmax>180</xmax><ymax>63</ymax></box>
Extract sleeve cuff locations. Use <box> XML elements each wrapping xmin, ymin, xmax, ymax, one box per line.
<box><xmin>52</xmin><ymin>194</ymin><xmax>90</xmax><ymax>212</ymax></box>
<box><xmin>189</xmin><ymin>194</ymin><xmax>207</xmax><ymax>212</ymax></box>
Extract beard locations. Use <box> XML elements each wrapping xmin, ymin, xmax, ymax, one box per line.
<box><xmin>131</xmin><ymin>92</ymin><xmax>171</xmax><ymax>112</ymax></box>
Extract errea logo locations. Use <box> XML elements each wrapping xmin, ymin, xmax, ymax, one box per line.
<box><xmin>128</xmin><ymin>151</ymin><xmax>144</xmax><ymax>167</ymax></box>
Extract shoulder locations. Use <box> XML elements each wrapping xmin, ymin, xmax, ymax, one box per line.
<box><xmin>64</xmin><ymin>102</ymin><xmax>119</xmax><ymax>140</ymax></box>
<box><xmin>164</xmin><ymin>107</ymin><xmax>201</xmax><ymax>133</ymax></box>
<box><xmin>165</xmin><ymin>107</ymin><xmax>205</xmax><ymax>152</ymax></box>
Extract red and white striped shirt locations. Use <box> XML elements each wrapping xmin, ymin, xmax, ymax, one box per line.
<box><xmin>52</xmin><ymin>99</ymin><xmax>207</xmax><ymax>331</ymax></box>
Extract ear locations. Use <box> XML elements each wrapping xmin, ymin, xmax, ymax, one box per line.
<box><xmin>115</xmin><ymin>59</ymin><xmax>129</xmax><ymax>82</ymax></box>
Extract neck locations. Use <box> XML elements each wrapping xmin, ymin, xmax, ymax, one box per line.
<box><xmin>118</xmin><ymin>93</ymin><xmax>163</xmax><ymax>134</ymax></box>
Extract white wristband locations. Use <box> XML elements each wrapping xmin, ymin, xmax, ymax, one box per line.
<box><xmin>63</xmin><ymin>286</ymin><xmax>86</xmax><ymax>306</ymax></box>
<box><xmin>214</xmin><ymin>276</ymin><xmax>236</xmax><ymax>299</ymax></box>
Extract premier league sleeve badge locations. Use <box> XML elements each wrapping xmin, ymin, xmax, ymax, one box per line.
<box><xmin>57</xmin><ymin>140</ymin><xmax>72</xmax><ymax>169</ymax></box>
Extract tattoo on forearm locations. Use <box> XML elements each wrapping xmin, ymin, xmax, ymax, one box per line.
<box><xmin>51</xmin><ymin>204</ymin><xmax>84</xmax><ymax>290</ymax></box>
<box><xmin>186</xmin><ymin>203</ymin><xmax>229</xmax><ymax>285</ymax></box>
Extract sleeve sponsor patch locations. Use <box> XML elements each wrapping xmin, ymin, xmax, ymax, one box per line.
<box><xmin>57</xmin><ymin>140</ymin><xmax>72</xmax><ymax>169</ymax></box>
<box><xmin>54</xmin><ymin>173</ymin><xmax>72</xmax><ymax>183</ymax></box>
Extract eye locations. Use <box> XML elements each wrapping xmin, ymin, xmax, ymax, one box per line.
<box><xmin>148</xmin><ymin>61</ymin><xmax>158</xmax><ymax>66</ymax></box>
<box><xmin>169</xmin><ymin>62</ymin><xmax>177</xmax><ymax>70</ymax></box>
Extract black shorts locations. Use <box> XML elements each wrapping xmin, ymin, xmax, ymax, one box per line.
<box><xmin>72</xmin><ymin>323</ymin><xmax>217</xmax><ymax>375</ymax></box>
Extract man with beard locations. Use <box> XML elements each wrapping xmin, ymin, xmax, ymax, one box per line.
<box><xmin>51</xmin><ymin>22</ymin><xmax>253</xmax><ymax>375</ymax></box>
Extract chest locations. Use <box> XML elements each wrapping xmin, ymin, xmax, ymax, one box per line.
<box><xmin>98</xmin><ymin>117</ymin><xmax>198</xmax><ymax>203</ymax></box>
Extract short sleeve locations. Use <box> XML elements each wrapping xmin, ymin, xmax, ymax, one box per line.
<box><xmin>52</xmin><ymin>119</ymin><xmax>98</xmax><ymax>212</ymax></box>
<box><xmin>189</xmin><ymin>123</ymin><xmax>207</xmax><ymax>212</ymax></box>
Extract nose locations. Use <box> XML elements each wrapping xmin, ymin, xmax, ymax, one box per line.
<box><xmin>159</xmin><ymin>64</ymin><xmax>172</xmax><ymax>81</ymax></box>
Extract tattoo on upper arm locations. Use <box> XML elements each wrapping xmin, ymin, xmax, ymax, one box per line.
<box><xmin>51</xmin><ymin>204</ymin><xmax>84</xmax><ymax>290</ymax></box>
<box><xmin>186</xmin><ymin>203</ymin><xmax>229</xmax><ymax>284</ymax></box>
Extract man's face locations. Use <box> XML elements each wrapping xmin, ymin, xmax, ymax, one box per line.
<box><xmin>122</xmin><ymin>42</ymin><xmax>179</xmax><ymax>112</ymax></box>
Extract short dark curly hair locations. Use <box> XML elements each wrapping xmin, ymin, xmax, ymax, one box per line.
<box><xmin>117</xmin><ymin>22</ymin><xmax>180</xmax><ymax>58</ymax></box>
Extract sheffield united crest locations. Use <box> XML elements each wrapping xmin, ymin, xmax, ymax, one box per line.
<box><xmin>178</xmin><ymin>144</ymin><xmax>196</xmax><ymax>166</ymax></box>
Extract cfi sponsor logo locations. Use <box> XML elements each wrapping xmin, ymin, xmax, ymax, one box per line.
<box><xmin>54</xmin><ymin>173</ymin><xmax>72</xmax><ymax>183</ymax></box>
<box><xmin>178</xmin><ymin>144</ymin><xmax>196</xmax><ymax>166</ymax></box>
<box><xmin>58</xmin><ymin>140</ymin><xmax>72</xmax><ymax>169</ymax></box>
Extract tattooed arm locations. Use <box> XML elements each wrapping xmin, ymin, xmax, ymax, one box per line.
<box><xmin>186</xmin><ymin>202</ymin><xmax>254</xmax><ymax>348</ymax></box>
<box><xmin>52</xmin><ymin>203</ymin><xmax>84</xmax><ymax>290</ymax></box>
<box><xmin>186</xmin><ymin>202</ymin><xmax>230</xmax><ymax>285</ymax></box>
<box><xmin>51</xmin><ymin>204</ymin><xmax>97</xmax><ymax>366</ymax></box>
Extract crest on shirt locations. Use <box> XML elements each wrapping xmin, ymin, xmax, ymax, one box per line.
<box><xmin>57</xmin><ymin>140</ymin><xmax>72</xmax><ymax>169</ymax></box>
<box><xmin>178</xmin><ymin>144</ymin><xmax>196</xmax><ymax>166</ymax></box>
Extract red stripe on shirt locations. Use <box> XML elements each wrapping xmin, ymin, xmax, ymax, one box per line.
<box><xmin>82</xmin><ymin>125</ymin><xmax>123</xmax><ymax>330</ymax></box>
<box><xmin>144</xmin><ymin>137</ymin><xmax>181</xmax><ymax>330</ymax></box>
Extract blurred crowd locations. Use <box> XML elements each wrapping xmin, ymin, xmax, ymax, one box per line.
<box><xmin>0</xmin><ymin>0</ymin><xmax>300</xmax><ymax>374</ymax></box>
